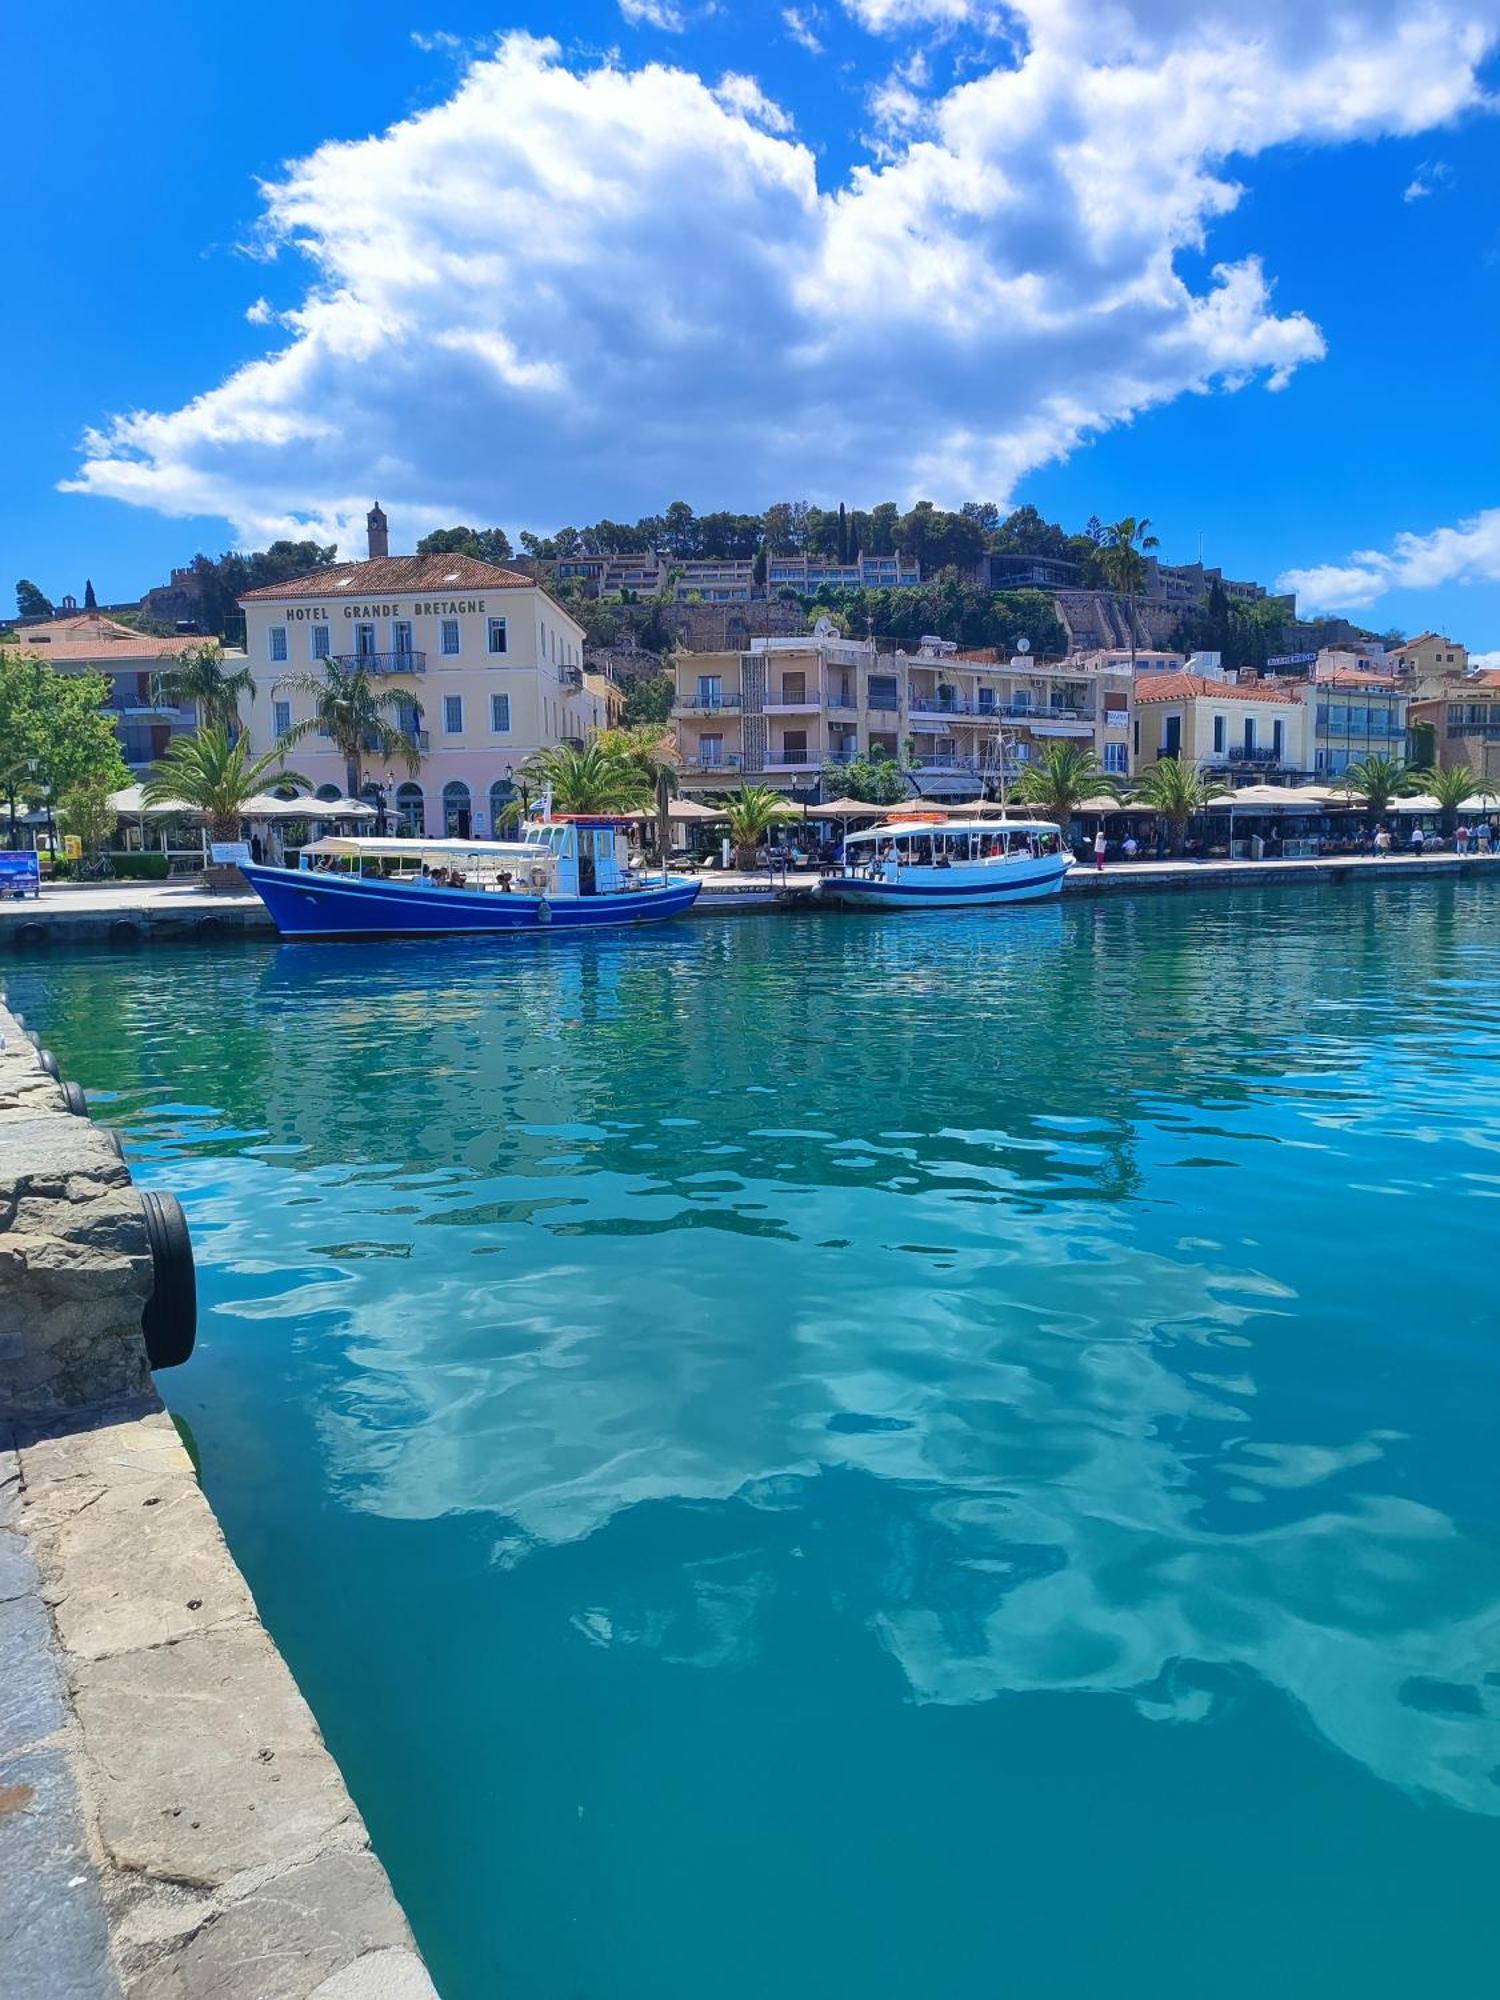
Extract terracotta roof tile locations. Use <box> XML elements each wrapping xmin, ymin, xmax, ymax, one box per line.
<box><xmin>1317</xmin><ymin>669</ymin><xmax>1401</xmax><ymax>689</ymax></box>
<box><xmin>239</xmin><ymin>554</ymin><xmax>537</xmax><ymax>601</ymax></box>
<box><xmin>1133</xmin><ymin>673</ymin><xmax>1296</xmax><ymax>704</ymax></box>
<box><xmin>10</xmin><ymin>634</ymin><xmax>230</xmax><ymax>663</ymax></box>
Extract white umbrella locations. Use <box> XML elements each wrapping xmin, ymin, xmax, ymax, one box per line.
<box><xmin>107</xmin><ymin>786</ymin><xmax>195</xmax><ymax>816</ymax></box>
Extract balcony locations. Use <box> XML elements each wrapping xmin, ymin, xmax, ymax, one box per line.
<box><xmin>763</xmin><ymin>691</ymin><xmax>822</xmax><ymax>714</ymax></box>
<box><xmin>683</xmin><ymin>752</ymin><xmax>745</xmax><ymax>773</ymax></box>
<box><xmin>675</xmin><ymin>693</ymin><xmax>743</xmax><ymax>713</ymax></box>
<box><xmin>765</xmin><ymin>750</ymin><xmax>822</xmax><ymax>769</ymax></box>
<box><xmin>828</xmin><ymin>696</ymin><xmax>858</xmax><ymax>711</ymax></box>
<box><xmin>332</xmin><ymin>651</ymin><xmax>427</xmax><ymax>675</ymax></box>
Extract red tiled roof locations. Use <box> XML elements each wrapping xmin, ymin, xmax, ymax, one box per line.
<box><xmin>1394</xmin><ymin>631</ymin><xmax>1448</xmax><ymax>651</ymax></box>
<box><xmin>10</xmin><ymin>634</ymin><xmax>224</xmax><ymax>663</ymax></box>
<box><xmin>1470</xmin><ymin>670</ymin><xmax>1500</xmax><ymax>688</ymax></box>
<box><xmin>1133</xmin><ymin>673</ymin><xmax>1296</xmax><ymax>704</ymax></box>
<box><xmin>13</xmin><ymin>613</ymin><xmax>141</xmax><ymax>643</ymax></box>
<box><xmin>239</xmin><ymin>554</ymin><xmax>537</xmax><ymax>601</ymax></box>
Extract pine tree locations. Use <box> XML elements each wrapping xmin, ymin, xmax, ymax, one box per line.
<box><xmin>84</xmin><ymin>578</ymin><xmax>98</xmax><ymax>611</ymax></box>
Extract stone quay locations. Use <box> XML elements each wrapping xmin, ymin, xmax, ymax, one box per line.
<box><xmin>0</xmin><ymin>997</ymin><xmax>437</xmax><ymax>1999</ymax></box>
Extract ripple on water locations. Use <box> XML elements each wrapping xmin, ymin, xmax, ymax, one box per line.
<box><xmin>10</xmin><ymin>884</ymin><xmax>1500</xmax><ymax>2000</ymax></box>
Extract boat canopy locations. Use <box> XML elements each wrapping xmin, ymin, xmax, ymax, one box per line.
<box><xmin>844</xmin><ymin>816</ymin><xmax>1061</xmax><ymax>845</ymax></box>
<box><xmin>301</xmin><ymin>835</ymin><xmax>535</xmax><ymax>862</ymax></box>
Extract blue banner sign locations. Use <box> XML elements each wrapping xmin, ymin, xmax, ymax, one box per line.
<box><xmin>0</xmin><ymin>850</ymin><xmax>41</xmax><ymax>897</ymax></box>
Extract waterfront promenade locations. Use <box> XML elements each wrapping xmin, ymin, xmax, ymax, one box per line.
<box><xmin>0</xmin><ymin>849</ymin><xmax>1497</xmax><ymax>947</ymax></box>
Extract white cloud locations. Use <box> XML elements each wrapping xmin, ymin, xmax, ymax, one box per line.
<box><xmin>1404</xmin><ymin>157</ymin><xmax>1455</xmax><ymax>199</ymax></box>
<box><xmin>843</xmin><ymin>0</ymin><xmax>997</xmax><ymax>31</ymax></box>
<box><xmin>619</xmin><ymin>0</ymin><xmax>685</xmax><ymax>28</ymax></box>
<box><xmin>63</xmin><ymin>10</ymin><xmax>1500</xmax><ymax>554</ymax></box>
<box><xmin>782</xmin><ymin>6</ymin><xmax>824</xmax><ymax>52</ymax></box>
<box><xmin>1280</xmin><ymin>506</ymin><xmax>1500</xmax><ymax>610</ymax></box>
<box><xmin>244</xmin><ymin>296</ymin><xmax>275</xmax><ymax>326</ymax></box>
<box><xmin>713</xmin><ymin>72</ymin><xmax>796</xmax><ymax>133</ymax></box>
<box><xmin>1471</xmin><ymin>649</ymin><xmax>1500</xmax><ymax>667</ymax></box>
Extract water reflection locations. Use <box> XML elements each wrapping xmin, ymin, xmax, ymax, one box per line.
<box><xmin>13</xmin><ymin>881</ymin><xmax>1500</xmax><ymax>1836</ymax></box>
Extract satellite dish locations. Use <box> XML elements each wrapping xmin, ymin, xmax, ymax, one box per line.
<box><xmin>1015</xmin><ymin>635</ymin><xmax>1031</xmax><ymax>654</ymax></box>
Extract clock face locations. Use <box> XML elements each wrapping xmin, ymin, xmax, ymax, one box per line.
<box><xmin>1016</xmin><ymin>636</ymin><xmax>1031</xmax><ymax>653</ymax></box>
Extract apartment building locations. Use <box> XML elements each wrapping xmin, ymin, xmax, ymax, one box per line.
<box><xmin>1407</xmin><ymin>671</ymin><xmax>1500</xmax><ymax>779</ymax></box>
<box><xmin>1301</xmin><ymin>661</ymin><xmax>1409</xmax><ymax>776</ymax></box>
<box><xmin>672</xmin><ymin>624</ymin><xmax>1132</xmax><ymax>799</ymax></box>
<box><xmin>239</xmin><ymin>507</ymin><xmax>599</xmax><ymax>837</ymax></box>
<box><xmin>764</xmin><ymin>553</ymin><xmax>921</xmax><ymax>592</ymax></box>
<box><xmin>548</xmin><ymin>550</ymin><xmax>923</xmax><ymax>601</ymax></box>
<box><xmin>1388</xmin><ymin>631</ymin><xmax>1468</xmax><ymax>689</ymax></box>
<box><xmin>9</xmin><ymin>610</ymin><xmax>242</xmax><ymax>774</ymax></box>
<box><xmin>1133</xmin><ymin>669</ymin><xmax>1309</xmax><ymax>778</ymax></box>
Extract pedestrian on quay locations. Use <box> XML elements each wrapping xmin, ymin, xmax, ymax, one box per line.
<box><xmin>1457</xmin><ymin>822</ymin><xmax>1470</xmax><ymax>857</ymax></box>
<box><xmin>1412</xmin><ymin>823</ymin><xmax>1426</xmax><ymax>856</ymax></box>
<box><xmin>1375</xmin><ymin>825</ymin><xmax>1392</xmax><ymax>856</ymax></box>
<box><xmin>1093</xmin><ymin>827</ymin><xmax>1107</xmax><ymax>871</ymax></box>
<box><xmin>1479</xmin><ymin>821</ymin><xmax>1495</xmax><ymax>854</ymax></box>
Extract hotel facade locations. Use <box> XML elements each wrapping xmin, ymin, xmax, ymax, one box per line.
<box><xmin>672</xmin><ymin>626</ymin><xmax>1133</xmax><ymax>800</ymax></box>
<box><xmin>239</xmin><ymin>511</ymin><xmax>602</xmax><ymax>837</ymax></box>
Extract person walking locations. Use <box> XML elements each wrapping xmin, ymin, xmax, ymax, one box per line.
<box><xmin>1093</xmin><ymin>827</ymin><xmax>1107</xmax><ymax>872</ymax></box>
<box><xmin>1411</xmin><ymin>823</ymin><xmax>1426</xmax><ymax>856</ymax></box>
<box><xmin>1374</xmin><ymin>825</ymin><xmax>1391</xmax><ymax>856</ymax></box>
<box><xmin>1457</xmin><ymin>822</ymin><xmax>1470</xmax><ymax>857</ymax></box>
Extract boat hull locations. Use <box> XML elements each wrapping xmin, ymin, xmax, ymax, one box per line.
<box><xmin>819</xmin><ymin>854</ymin><xmax>1071</xmax><ymax>909</ymax></box>
<box><xmin>238</xmin><ymin>863</ymin><xmax>702</xmax><ymax>939</ymax></box>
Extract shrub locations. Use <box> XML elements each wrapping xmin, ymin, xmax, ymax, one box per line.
<box><xmin>107</xmin><ymin>852</ymin><xmax>170</xmax><ymax>880</ymax></box>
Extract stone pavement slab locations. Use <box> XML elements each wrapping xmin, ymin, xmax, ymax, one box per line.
<box><xmin>0</xmin><ymin>1745</ymin><xmax>120</xmax><ymax>2000</ymax></box>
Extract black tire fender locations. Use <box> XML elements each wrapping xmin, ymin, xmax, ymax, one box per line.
<box><xmin>140</xmin><ymin>1192</ymin><xmax>197</xmax><ymax>1370</ymax></box>
<box><xmin>60</xmin><ymin>1080</ymin><xmax>88</xmax><ymax>1116</ymax></box>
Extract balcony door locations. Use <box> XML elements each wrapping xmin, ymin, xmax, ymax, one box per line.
<box><xmin>354</xmin><ymin>623</ymin><xmax>377</xmax><ymax>660</ymax></box>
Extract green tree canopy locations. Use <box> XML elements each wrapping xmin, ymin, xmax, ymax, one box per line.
<box><xmin>621</xmin><ymin>672</ymin><xmax>675</xmax><ymax>725</ymax></box>
<box><xmin>1011</xmin><ymin>742</ymin><xmax>1105</xmax><ymax>828</ymax></box>
<box><xmin>16</xmin><ymin>580</ymin><xmax>53</xmax><ymax>621</ymax></box>
<box><xmin>831</xmin><ymin>755</ymin><xmax>908</xmax><ymax>804</ymax></box>
<box><xmin>275</xmin><ymin>660</ymin><xmax>425</xmax><ymax>798</ymax></box>
<box><xmin>414</xmin><ymin>526</ymin><xmax>515</xmax><ymax>564</ymax></box>
<box><xmin>0</xmin><ymin>649</ymin><xmax>128</xmax><ymax>842</ymax></box>
<box><xmin>155</xmin><ymin>641</ymin><xmax>256</xmax><ymax>730</ymax></box>
<box><xmin>1130</xmin><ymin>759</ymin><xmax>1229</xmax><ymax>854</ymax></box>
<box><xmin>143</xmin><ymin>728</ymin><xmax>307</xmax><ymax>844</ymax></box>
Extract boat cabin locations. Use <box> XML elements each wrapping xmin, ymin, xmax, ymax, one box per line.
<box><xmin>842</xmin><ymin>815</ymin><xmax>1062</xmax><ymax>873</ymax></box>
<box><xmin>297</xmin><ymin>818</ymin><xmax>636</xmax><ymax>897</ymax></box>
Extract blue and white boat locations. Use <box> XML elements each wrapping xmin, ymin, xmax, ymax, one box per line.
<box><xmin>238</xmin><ymin>818</ymin><xmax>701</xmax><ymax>940</ymax></box>
<box><xmin>819</xmin><ymin>811</ymin><xmax>1071</xmax><ymax>910</ymax></box>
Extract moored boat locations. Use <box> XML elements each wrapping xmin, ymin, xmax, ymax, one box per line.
<box><xmin>818</xmin><ymin>811</ymin><xmax>1071</xmax><ymax>909</ymax></box>
<box><xmin>238</xmin><ymin>817</ymin><xmax>701</xmax><ymax>939</ymax></box>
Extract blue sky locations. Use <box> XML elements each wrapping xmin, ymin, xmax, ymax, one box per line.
<box><xmin>5</xmin><ymin>0</ymin><xmax>1500</xmax><ymax>651</ymax></box>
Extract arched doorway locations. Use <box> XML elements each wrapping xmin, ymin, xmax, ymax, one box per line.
<box><xmin>489</xmin><ymin>778</ymin><xmax>517</xmax><ymax>836</ymax></box>
<box><xmin>443</xmin><ymin>780</ymin><xmax>472</xmax><ymax>837</ymax></box>
<box><xmin>395</xmin><ymin>783</ymin><xmax>425</xmax><ymax>837</ymax></box>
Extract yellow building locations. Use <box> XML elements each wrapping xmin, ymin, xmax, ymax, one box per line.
<box><xmin>1133</xmin><ymin>670</ymin><xmax>1308</xmax><ymax>778</ymax></box>
<box><xmin>1389</xmin><ymin>631</ymin><xmax>1468</xmax><ymax>691</ymax></box>
<box><xmin>239</xmin><ymin>507</ymin><xmax>600</xmax><ymax>836</ymax></box>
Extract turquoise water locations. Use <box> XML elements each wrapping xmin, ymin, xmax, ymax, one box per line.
<box><xmin>11</xmin><ymin>882</ymin><xmax>1500</xmax><ymax>2000</ymax></box>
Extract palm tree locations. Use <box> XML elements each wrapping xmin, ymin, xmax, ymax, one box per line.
<box><xmin>1339</xmin><ymin>753</ymin><xmax>1419</xmax><ymax>825</ymax></box>
<box><xmin>1418</xmin><ymin>761</ymin><xmax>1476</xmax><ymax>841</ymax></box>
<box><xmin>601</xmin><ymin>723</ymin><xmax>679</xmax><ymax>858</ymax></box>
<box><xmin>275</xmin><ymin>660</ymin><xmax>424</xmax><ymax>800</ymax></box>
<box><xmin>1097</xmin><ymin>517</ymin><xmax>1160</xmax><ymax>671</ymax></box>
<box><xmin>143</xmin><ymin>727</ymin><xmax>307</xmax><ymax>843</ymax></box>
<box><xmin>155</xmin><ymin>641</ymin><xmax>256</xmax><ymax>731</ymax></box>
<box><xmin>522</xmin><ymin>740</ymin><xmax>651</xmax><ymax>815</ymax></box>
<box><xmin>1131</xmin><ymin>758</ymin><xmax>1229</xmax><ymax>857</ymax></box>
<box><xmin>720</xmin><ymin>784</ymin><xmax>794</xmax><ymax>867</ymax></box>
<box><xmin>1011</xmin><ymin>742</ymin><xmax>1105</xmax><ymax>831</ymax></box>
